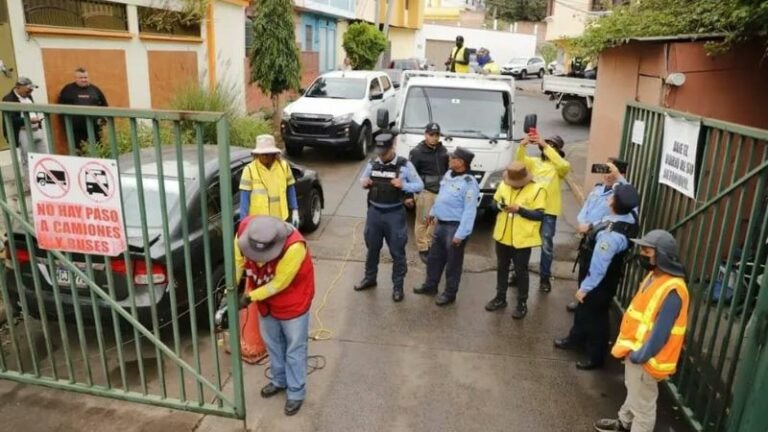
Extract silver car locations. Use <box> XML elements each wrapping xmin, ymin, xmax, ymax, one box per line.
<box><xmin>501</xmin><ymin>56</ymin><xmax>546</xmax><ymax>80</ymax></box>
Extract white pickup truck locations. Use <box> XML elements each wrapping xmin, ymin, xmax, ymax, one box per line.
<box><xmin>377</xmin><ymin>71</ymin><xmax>516</xmax><ymax>209</ymax></box>
<box><xmin>541</xmin><ymin>75</ymin><xmax>596</xmax><ymax>125</ymax></box>
<box><xmin>281</xmin><ymin>70</ymin><xmax>399</xmax><ymax>160</ymax></box>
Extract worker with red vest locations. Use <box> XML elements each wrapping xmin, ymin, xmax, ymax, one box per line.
<box><xmin>236</xmin><ymin>215</ymin><xmax>315</xmax><ymax>416</ymax></box>
<box><xmin>594</xmin><ymin>229</ymin><xmax>689</xmax><ymax>432</ymax></box>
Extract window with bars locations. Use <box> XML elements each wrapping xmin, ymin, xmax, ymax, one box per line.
<box><xmin>22</xmin><ymin>0</ymin><xmax>128</xmax><ymax>30</ymax></box>
<box><xmin>137</xmin><ymin>6</ymin><xmax>202</xmax><ymax>37</ymax></box>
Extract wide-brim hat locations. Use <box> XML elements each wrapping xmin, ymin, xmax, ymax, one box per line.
<box><xmin>238</xmin><ymin>216</ymin><xmax>293</xmax><ymax>263</ymax></box>
<box><xmin>252</xmin><ymin>134</ymin><xmax>281</xmax><ymax>155</ymax></box>
<box><xmin>502</xmin><ymin>161</ymin><xmax>533</xmax><ymax>188</ymax></box>
<box><xmin>631</xmin><ymin>229</ymin><xmax>686</xmax><ymax>277</ymax></box>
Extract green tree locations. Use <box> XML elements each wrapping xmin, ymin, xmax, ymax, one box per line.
<box><xmin>249</xmin><ymin>0</ymin><xmax>301</xmax><ymax>123</ymax></box>
<box><xmin>539</xmin><ymin>43</ymin><xmax>558</xmax><ymax>66</ymax></box>
<box><xmin>569</xmin><ymin>0</ymin><xmax>768</xmax><ymax>59</ymax></box>
<box><xmin>485</xmin><ymin>0</ymin><xmax>547</xmax><ymax>22</ymax></box>
<box><xmin>343</xmin><ymin>22</ymin><xmax>388</xmax><ymax>70</ymax></box>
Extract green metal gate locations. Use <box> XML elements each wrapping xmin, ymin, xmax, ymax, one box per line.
<box><xmin>0</xmin><ymin>102</ymin><xmax>245</xmax><ymax>418</ymax></box>
<box><xmin>617</xmin><ymin>101</ymin><xmax>768</xmax><ymax>432</ymax></box>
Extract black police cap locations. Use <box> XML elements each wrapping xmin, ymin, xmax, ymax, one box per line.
<box><xmin>375</xmin><ymin>133</ymin><xmax>395</xmax><ymax>148</ymax></box>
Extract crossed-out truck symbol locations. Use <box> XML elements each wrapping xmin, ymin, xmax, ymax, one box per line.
<box><xmin>36</xmin><ymin>170</ymin><xmax>67</xmax><ymax>187</ymax></box>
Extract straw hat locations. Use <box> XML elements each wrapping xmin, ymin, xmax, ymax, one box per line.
<box><xmin>502</xmin><ymin>161</ymin><xmax>533</xmax><ymax>188</ymax></box>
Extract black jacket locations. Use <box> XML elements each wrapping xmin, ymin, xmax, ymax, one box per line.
<box><xmin>2</xmin><ymin>90</ymin><xmax>33</xmax><ymax>146</ymax></box>
<box><xmin>409</xmin><ymin>141</ymin><xmax>449</xmax><ymax>193</ymax></box>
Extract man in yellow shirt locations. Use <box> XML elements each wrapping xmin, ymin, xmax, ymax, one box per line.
<box><xmin>236</xmin><ymin>216</ymin><xmax>315</xmax><ymax>416</ymax></box>
<box><xmin>239</xmin><ymin>135</ymin><xmax>300</xmax><ymax>227</ymax></box>
<box><xmin>445</xmin><ymin>35</ymin><xmax>470</xmax><ymax>73</ymax></box>
<box><xmin>487</xmin><ymin>161</ymin><xmax>547</xmax><ymax>319</ymax></box>
<box><xmin>516</xmin><ymin>133</ymin><xmax>571</xmax><ymax>292</ymax></box>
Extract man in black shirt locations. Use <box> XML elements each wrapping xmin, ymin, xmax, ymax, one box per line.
<box><xmin>57</xmin><ymin>67</ymin><xmax>108</xmax><ymax>153</ymax></box>
<box><xmin>409</xmin><ymin>122</ymin><xmax>449</xmax><ymax>264</ymax></box>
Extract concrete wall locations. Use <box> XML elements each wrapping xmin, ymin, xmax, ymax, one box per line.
<box><xmin>6</xmin><ymin>0</ymin><xmax>245</xmax><ymax>112</ymax></box>
<box><xmin>584</xmin><ymin>40</ymin><xmax>768</xmax><ymax>191</ymax></box>
<box><xmin>417</xmin><ymin>23</ymin><xmax>537</xmax><ymax>61</ymax></box>
<box><xmin>545</xmin><ymin>0</ymin><xmax>592</xmax><ymax>41</ymax></box>
<box><xmin>389</xmin><ymin>27</ymin><xmax>419</xmax><ymax>59</ymax></box>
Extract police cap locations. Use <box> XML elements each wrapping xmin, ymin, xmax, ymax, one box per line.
<box><xmin>450</xmin><ymin>146</ymin><xmax>475</xmax><ymax>167</ymax></box>
<box><xmin>613</xmin><ymin>183</ymin><xmax>639</xmax><ymax>214</ymax></box>
<box><xmin>374</xmin><ymin>133</ymin><xmax>395</xmax><ymax>148</ymax></box>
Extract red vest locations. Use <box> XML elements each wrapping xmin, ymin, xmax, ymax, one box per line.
<box><xmin>239</xmin><ymin>218</ymin><xmax>315</xmax><ymax>320</ymax></box>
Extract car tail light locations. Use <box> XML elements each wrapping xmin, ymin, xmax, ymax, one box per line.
<box><xmin>111</xmin><ymin>259</ymin><xmax>168</xmax><ymax>285</ymax></box>
<box><xmin>5</xmin><ymin>247</ymin><xmax>30</xmax><ymax>265</ymax></box>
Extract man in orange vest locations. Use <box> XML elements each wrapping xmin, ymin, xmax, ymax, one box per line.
<box><xmin>236</xmin><ymin>216</ymin><xmax>315</xmax><ymax>416</ymax></box>
<box><xmin>594</xmin><ymin>230</ymin><xmax>689</xmax><ymax>432</ymax></box>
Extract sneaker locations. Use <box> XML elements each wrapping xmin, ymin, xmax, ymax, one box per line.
<box><xmin>593</xmin><ymin>418</ymin><xmax>630</xmax><ymax>432</ymax></box>
<box><xmin>511</xmin><ymin>302</ymin><xmax>528</xmax><ymax>319</ymax></box>
<box><xmin>540</xmin><ymin>277</ymin><xmax>552</xmax><ymax>293</ymax></box>
<box><xmin>413</xmin><ymin>285</ymin><xmax>438</xmax><ymax>295</ymax></box>
<box><xmin>485</xmin><ymin>297</ymin><xmax>508</xmax><ymax>312</ymax></box>
<box><xmin>435</xmin><ymin>293</ymin><xmax>456</xmax><ymax>306</ymax></box>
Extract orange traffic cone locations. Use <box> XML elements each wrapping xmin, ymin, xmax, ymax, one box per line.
<box><xmin>239</xmin><ymin>279</ymin><xmax>268</xmax><ymax>364</ymax></box>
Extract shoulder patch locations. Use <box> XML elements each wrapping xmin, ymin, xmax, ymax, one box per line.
<box><xmin>598</xmin><ymin>241</ymin><xmax>610</xmax><ymax>251</ymax></box>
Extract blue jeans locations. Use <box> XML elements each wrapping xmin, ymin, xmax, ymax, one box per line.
<box><xmin>539</xmin><ymin>214</ymin><xmax>557</xmax><ymax>279</ymax></box>
<box><xmin>364</xmin><ymin>205</ymin><xmax>408</xmax><ymax>289</ymax></box>
<box><xmin>424</xmin><ymin>221</ymin><xmax>467</xmax><ymax>297</ymax></box>
<box><xmin>259</xmin><ymin>312</ymin><xmax>309</xmax><ymax>401</ymax></box>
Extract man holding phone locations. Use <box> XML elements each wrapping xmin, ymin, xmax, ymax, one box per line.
<box><xmin>516</xmin><ymin>129</ymin><xmax>570</xmax><ymax>293</ymax></box>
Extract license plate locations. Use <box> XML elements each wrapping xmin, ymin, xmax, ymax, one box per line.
<box><xmin>56</xmin><ymin>268</ymin><xmax>88</xmax><ymax>288</ymax></box>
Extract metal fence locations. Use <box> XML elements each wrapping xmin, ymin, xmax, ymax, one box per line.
<box><xmin>0</xmin><ymin>102</ymin><xmax>244</xmax><ymax>418</ymax></box>
<box><xmin>617</xmin><ymin>101</ymin><xmax>768</xmax><ymax>432</ymax></box>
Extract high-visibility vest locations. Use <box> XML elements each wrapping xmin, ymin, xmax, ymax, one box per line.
<box><xmin>611</xmin><ymin>274</ymin><xmax>690</xmax><ymax>380</ymax></box>
<box><xmin>483</xmin><ymin>61</ymin><xmax>500</xmax><ymax>75</ymax></box>
<box><xmin>240</xmin><ymin>159</ymin><xmax>294</xmax><ymax>220</ymax></box>
<box><xmin>451</xmin><ymin>46</ymin><xmax>470</xmax><ymax>73</ymax></box>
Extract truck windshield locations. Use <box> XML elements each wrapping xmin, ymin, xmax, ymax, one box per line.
<box><xmin>401</xmin><ymin>87</ymin><xmax>511</xmax><ymax>139</ymax></box>
<box><xmin>305</xmin><ymin>78</ymin><xmax>366</xmax><ymax>99</ymax></box>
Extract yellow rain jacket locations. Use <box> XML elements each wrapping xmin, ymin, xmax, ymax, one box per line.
<box><xmin>492</xmin><ymin>181</ymin><xmax>547</xmax><ymax>249</ymax></box>
<box><xmin>516</xmin><ymin>144</ymin><xmax>570</xmax><ymax>216</ymax></box>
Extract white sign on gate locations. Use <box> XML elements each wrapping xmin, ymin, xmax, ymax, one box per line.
<box><xmin>28</xmin><ymin>153</ymin><xmax>127</xmax><ymax>256</ymax></box>
<box><xmin>659</xmin><ymin>114</ymin><xmax>701</xmax><ymax>199</ymax></box>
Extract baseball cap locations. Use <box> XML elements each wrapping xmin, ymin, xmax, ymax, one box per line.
<box><xmin>16</xmin><ymin>77</ymin><xmax>38</xmax><ymax>89</ymax></box>
<box><xmin>425</xmin><ymin>122</ymin><xmax>441</xmax><ymax>134</ymax></box>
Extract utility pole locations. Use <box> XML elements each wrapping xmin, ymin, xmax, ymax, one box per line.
<box><xmin>382</xmin><ymin>0</ymin><xmax>394</xmax><ymax>37</ymax></box>
<box><xmin>374</xmin><ymin>0</ymin><xmax>381</xmax><ymax>29</ymax></box>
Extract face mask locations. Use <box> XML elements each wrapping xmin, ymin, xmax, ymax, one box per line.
<box><xmin>637</xmin><ymin>255</ymin><xmax>656</xmax><ymax>271</ymax></box>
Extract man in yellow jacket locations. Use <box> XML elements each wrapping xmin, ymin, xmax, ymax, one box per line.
<box><xmin>239</xmin><ymin>135</ymin><xmax>300</xmax><ymax>227</ymax></box>
<box><xmin>516</xmin><ymin>133</ymin><xmax>570</xmax><ymax>292</ymax></box>
<box><xmin>486</xmin><ymin>161</ymin><xmax>546</xmax><ymax>319</ymax></box>
<box><xmin>594</xmin><ymin>230</ymin><xmax>689</xmax><ymax>432</ymax></box>
<box><xmin>445</xmin><ymin>35</ymin><xmax>470</xmax><ymax>73</ymax></box>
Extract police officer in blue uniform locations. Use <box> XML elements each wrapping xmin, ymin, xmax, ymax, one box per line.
<box><xmin>567</xmin><ymin>158</ymin><xmax>630</xmax><ymax>312</ymax></box>
<box><xmin>414</xmin><ymin>147</ymin><xmax>480</xmax><ymax>306</ymax></box>
<box><xmin>555</xmin><ymin>183</ymin><xmax>640</xmax><ymax>370</ymax></box>
<box><xmin>354</xmin><ymin>133</ymin><xmax>424</xmax><ymax>302</ymax></box>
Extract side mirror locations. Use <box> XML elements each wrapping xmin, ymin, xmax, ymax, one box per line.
<box><xmin>376</xmin><ymin>108</ymin><xmax>389</xmax><ymax>129</ymax></box>
<box><xmin>370</xmin><ymin>92</ymin><xmax>384</xmax><ymax>101</ymax></box>
<box><xmin>393</xmin><ymin>82</ymin><xmax>401</xmax><ymax>89</ymax></box>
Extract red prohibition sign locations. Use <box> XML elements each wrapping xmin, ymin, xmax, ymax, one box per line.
<box><xmin>32</xmin><ymin>157</ymin><xmax>71</xmax><ymax>199</ymax></box>
<box><xmin>78</xmin><ymin>161</ymin><xmax>117</xmax><ymax>203</ymax></box>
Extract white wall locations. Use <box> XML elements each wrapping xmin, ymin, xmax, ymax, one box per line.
<box><xmin>6</xmin><ymin>0</ymin><xmax>245</xmax><ymax>112</ymax></box>
<box><xmin>418</xmin><ymin>24</ymin><xmax>537</xmax><ymax>61</ymax></box>
<box><xmin>545</xmin><ymin>0</ymin><xmax>598</xmax><ymax>41</ymax></box>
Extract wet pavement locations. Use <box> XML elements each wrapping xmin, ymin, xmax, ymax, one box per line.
<box><xmin>0</xmin><ymin>91</ymin><xmax>693</xmax><ymax>431</ymax></box>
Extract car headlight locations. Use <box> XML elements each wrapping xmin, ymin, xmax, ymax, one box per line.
<box><xmin>332</xmin><ymin>113</ymin><xmax>354</xmax><ymax>125</ymax></box>
<box><xmin>282</xmin><ymin>111</ymin><xmax>291</xmax><ymax>120</ymax></box>
<box><xmin>486</xmin><ymin>169</ymin><xmax>504</xmax><ymax>190</ymax></box>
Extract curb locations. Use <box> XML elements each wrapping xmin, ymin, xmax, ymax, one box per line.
<box><xmin>564</xmin><ymin>174</ymin><xmax>585</xmax><ymax>205</ymax></box>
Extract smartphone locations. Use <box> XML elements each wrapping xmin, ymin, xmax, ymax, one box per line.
<box><xmin>523</xmin><ymin>114</ymin><xmax>538</xmax><ymax>135</ymax></box>
<box><xmin>591</xmin><ymin>163</ymin><xmax>611</xmax><ymax>174</ymax></box>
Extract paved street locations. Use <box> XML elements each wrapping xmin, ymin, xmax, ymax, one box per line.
<box><xmin>0</xmin><ymin>91</ymin><xmax>691</xmax><ymax>432</ymax></box>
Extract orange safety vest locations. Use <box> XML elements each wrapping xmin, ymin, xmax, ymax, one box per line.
<box><xmin>611</xmin><ymin>274</ymin><xmax>689</xmax><ymax>380</ymax></box>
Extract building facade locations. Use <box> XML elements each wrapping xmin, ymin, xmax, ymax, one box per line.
<box><xmin>294</xmin><ymin>0</ymin><xmax>355</xmax><ymax>73</ymax></box>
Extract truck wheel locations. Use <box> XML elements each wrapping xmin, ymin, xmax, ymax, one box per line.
<box><xmin>520</xmin><ymin>70</ymin><xmax>527</xmax><ymax>80</ymax></box>
<box><xmin>351</xmin><ymin>124</ymin><xmax>371</xmax><ymax>160</ymax></box>
<box><xmin>538</xmin><ymin>69</ymin><xmax>545</xmax><ymax>79</ymax></box>
<box><xmin>562</xmin><ymin>99</ymin><xmax>590</xmax><ymax>125</ymax></box>
<box><xmin>286</xmin><ymin>143</ymin><xmax>303</xmax><ymax>157</ymax></box>
<box><xmin>301</xmin><ymin>187</ymin><xmax>322</xmax><ymax>233</ymax></box>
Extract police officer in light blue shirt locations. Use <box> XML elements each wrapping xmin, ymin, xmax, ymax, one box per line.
<box><xmin>354</xmin><ymin>133</ymin><xmax>424</xmax><ymax>302</ymax></box>
<box><xmin>577</xmin><ymin>158</ymin><xmax>629</xmax><ymax>233</ymax></box>
<box><xmin>555</xmin><ymin>183</ymin><xmax>640</xmax><ymax>370</ymax></box>
<box><xmin>414</xmin><ymin>147</ymin><xmax>480</xmax><ymax>306</ymax></box>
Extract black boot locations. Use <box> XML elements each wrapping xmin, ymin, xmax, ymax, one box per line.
<box><xmin>511</xmin><ymin>301</ymin><xmax>528</xmax><ymax>319</ymax></box>
<box><xmin>354</xmin><ymin>278</ymin><xmax>377</xmax><ymax>291</ymax></box>
<box><xmin>392</xmin><ymin>287</ymin><xmax>404</xmax><ymax>302</ymax></box>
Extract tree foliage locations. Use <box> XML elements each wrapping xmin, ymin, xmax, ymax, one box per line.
<box><xmin>250</xmin><ymin>0</ymin><xmax>301</xmax><ymax>111</ymax></box>
<box><xmin>342</xmin><ymin>22</ymin><xmax>388</xmax><ymax>70</ymax></box>
<box><xmin>485</xmin><ymin>0</ymin><xmax>547</xmax><ymax>22</ymax></box>
<box><xmin>569</xmin><ymin>0</ymin><xmax>768</xmax><ymax>59</ymax></box>
<box><xmin>539</xmin><ymin>43</ymin><xmax>558</xmax><ymax>65</ymax></box>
